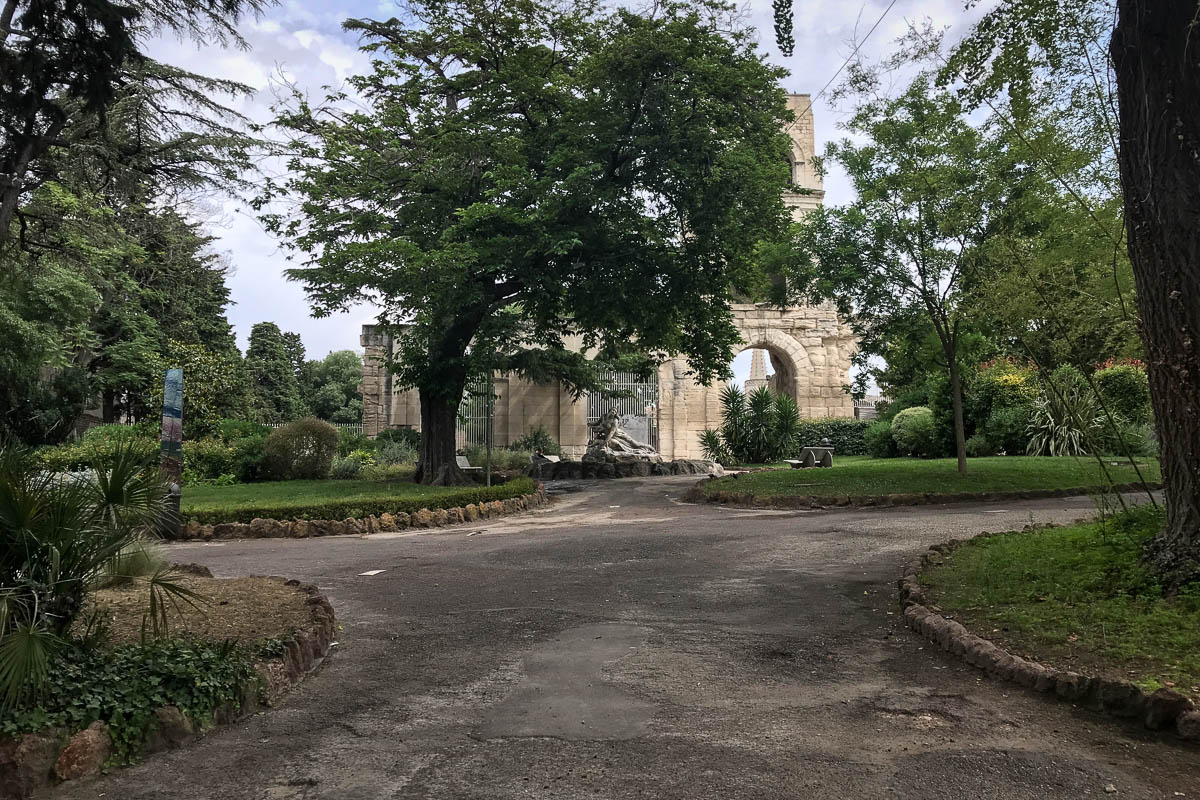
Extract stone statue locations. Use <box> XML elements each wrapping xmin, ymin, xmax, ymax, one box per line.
<box><xmin>584</xmin><ymin>410</ymin><xmax>662</xmax><ymax>463</ymax></box>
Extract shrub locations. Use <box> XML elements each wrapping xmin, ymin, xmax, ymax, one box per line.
<box><xmin>964</xmin><ymin>433</ymin><xmax>998</xmax><ymax>458</ymax></box>
<box><xmin>699</xmin><ymin>428</ymin><xmax>730</xmax><ymax>464</ymax></box>
<box><xmin>34</xmin><ymin>429</ymin><xmax>158</xmax><ymax>473</ymax></box>
<box><xmin>891</xmin><ymin>406</ymin><xmax>937</xmax><ymax>457</ymax></box>
<box><xmin>979</xmin><ymin>405</ymin><xmax>1033</xmax><ymax>455</ymax></box>
<box><xmin>330</xmin><ymin>455</ymin><xmax>365</xmax><ymax>479</ymax></box>
<box><xmin>1026</xmin><ymin>390</ymin><xmax>1102</xmax><ymax>456</ymax></box>
<box><xmin>375</xmin><ymin>427</ymin><xmax>420</xmax><ymax>450</ymax></box>
<box><xmin>263</xmin><ymin>418</ymin><xmax>338</xmax><ymax>480</ymax></box>
<box><xmin>0</xmin><ymin>639</ymin><xmax>260</xmax><ymax>763</ymax></box>
<box><xmin>864</xmin><ymin>420</ymin><xmax>898</xmax><ymax>458</ymax></box>
<box><xmin>0</xmin><ymin>444</ymin><xmax>194</xmax><ymax>705</ymax></box>
<box><xmin>463</xmin><ymin>445</ymin><xmax>532</xmax><ymax>471</ymax></box>
<box><xmin>183</xmin><ymin>438</ymin><xmax>235</xmax><ymax>482</ymax></box>
<box><xmin>966</xmin><ymin>358</ymin><xmax>1039</xmax><ymax>432</ymax></box>
<box><xmin>1095</xmin><ymin>364</ymin><xmax>1151</xmax><ymax>425</ymax></box>
<box><xmin>376</xmin><ymin>440</ymin><xmax>418</xmax><ymax>466</ymax></box>
<box><xmin>360</xmin><ymin>463</ymin><xmax>416</xmax><ymax>482</ymax></box>
<box><xmin>792</xmin><ymin>418</ymin><xmax>872</xmax><ymax>455</ymax></box>
<box><xmin>96</xmin><ymin>538</ymin><xmax>168</xmax><ymax>589</ymax></box>
<box><xmin>336</xmin><ymin>428</ymin><xmax>372</xmax><ymax>456</ymax></box>
<box><xmin>702</xmin><ymin>385</ymin><xmax>804</xmax><ymax>465</ymax></box>
<box><xmin>230</xmin><ymin>434</ymin><xmax>269</xmax><ymax>483</ymax></box>
<box><xmin>182</xmin><ymin>477</ymin><xmax>537</xmax><ymax>525</ymax></box>
<box><xmin>510</xmin><ymin>425</ymin><xmax>561</xmax><ymax>455</ymax></box>
<box><xmin>217</xmin><ymin>419</ymin><xmax>269</xmax><ymax>442</ymax></box>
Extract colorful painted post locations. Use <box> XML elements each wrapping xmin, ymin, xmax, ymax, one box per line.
<box><xmin>161</xmin><ymin>368</ymin><xmax>183</xmax><ymax>531</ymax></box>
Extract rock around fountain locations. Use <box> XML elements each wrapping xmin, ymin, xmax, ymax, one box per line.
<box><xmin>528</xmin><ymin>410</ymin><xmax>723</xmax><ymax>480</ymax></box>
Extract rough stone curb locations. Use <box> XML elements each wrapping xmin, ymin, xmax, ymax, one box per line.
<box><xmin>177</xmin><ymin>483</ymin><xmax>550</xmax><ymax>541</ymax></box>
<box><xmin>684</xmin><ymin>479</ymin><xmax>1161</xmax><ymax>510</ymax></box>
<box><xmin>0</xmin><ymin>579</ymin><xmax>338</xmax><ymax>799</ymax></box>
<box><xmin>898</xmin><ymin>534</ymin><xmax>1199</xmax><ymax>744</ymax></box>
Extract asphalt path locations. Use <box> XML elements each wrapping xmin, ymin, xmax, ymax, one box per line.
<box><xmin>56</xmin><ymin>478</ymin><xmax>1200</xmax><ymax>799</ymax></box>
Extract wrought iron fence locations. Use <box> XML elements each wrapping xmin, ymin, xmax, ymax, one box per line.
<box><xmin>457</xmin><ymin>376</ymin><xmax>492</xmax><ymax>446</ymax></box>
<box><xmin>587</xmin><ymin>371</ymin><xmax>660</xmax><ymax>451</ymax></box>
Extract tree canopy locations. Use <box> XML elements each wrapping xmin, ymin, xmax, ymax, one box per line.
<box><xmin>261</xmin><ymin>0</ymin><xmax>794</xmax><ymax>483</ymax></box>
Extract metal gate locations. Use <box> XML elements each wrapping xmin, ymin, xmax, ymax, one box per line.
<box><xmin>457</xmin><ymin>376</ymin><xmax>491</xmax><ymax>446</ymax></box>
<box><xmin>587</xmin><ymin>371</ymin><xmax>659</xmax><ymax>451</ymax></box>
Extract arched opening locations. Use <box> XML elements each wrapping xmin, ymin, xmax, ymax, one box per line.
<box><xmin>730</xmin><ymin>343</ymin><xmax>800</xmax><ymax>402</ymax></box>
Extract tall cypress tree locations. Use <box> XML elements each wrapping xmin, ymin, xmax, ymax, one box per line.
<box><xmin>245</xmin><ymin>322</ymin><xmax>307</xmax><ymax>423</ymax></box>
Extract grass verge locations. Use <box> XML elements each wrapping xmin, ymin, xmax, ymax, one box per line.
<box><xmin>181</xmin><ymin>477</ymin><xmax>537</xmax><ymax>525</ymax></box>
<box><xmin>919</xmin><ymin>506</ymin><xmax>1200</xmax><ymax>699</ymax></box>
<box><xmin>699</xmin><ymin>455</ymin><xmax>1159</xmax><ymax>500</ymax></box>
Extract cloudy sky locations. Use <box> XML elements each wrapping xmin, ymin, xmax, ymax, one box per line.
<box><xmin>148</xmin><ymin>0</ymin><xmax>988</xmax><ymax>374</ymax></box>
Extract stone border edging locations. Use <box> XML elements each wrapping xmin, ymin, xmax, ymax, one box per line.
<box><xmin>177</xmin><ymin>483</ymin><xmax>549</xmax><ymax>541</ymax></box>
<box><xmin>898</xmin><ymin>535</ymin><xmax>1199</xmax><ymax>743</ymax></box>
<box><xmin>685</xmin><ymin>480</ymin><xmax>1161</xmax><ymax>510</ymax></box>
<box><xmin>0</xmin><ymin>576</ymin><xmax>337</xmax><ymax>798</ymax></box>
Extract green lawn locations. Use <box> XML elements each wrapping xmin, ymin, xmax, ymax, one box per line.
<box><xmin>920</xmin><ymin>506</ymin><xmax>1200</xmax><ymax>698</ymax></box>
<box><xmin>701</xmin><ymin>455</ymin><xmax>1159</xmax><ymax>499</ymax></box>
<box><xmin>180</xmin><ymin>477</ymin><xmax>537</xmax><ymax>524</ymax></box>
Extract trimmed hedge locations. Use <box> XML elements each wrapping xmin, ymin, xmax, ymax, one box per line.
<box><xmin>181</xmin><ymin>477</ymin><xmax>538</xmax><ymax>525</ymax></box>
<box><xmin>794</xmin><ymin>418</ymin><xmax>872</xmax><ymax>456</ymax></box>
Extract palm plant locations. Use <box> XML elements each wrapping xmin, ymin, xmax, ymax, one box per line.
<box><xmin>717</xmin><ymin>384</ymin><xmax>747</xmax><ymax>461</ymax></box>
<box><xmin>0</xmin><ymin>441</ymin><xmax>200</xmax><ymax>707</ymax></box>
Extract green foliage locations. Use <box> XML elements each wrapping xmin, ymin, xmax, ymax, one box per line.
<box><xmin>229</xmin><ymin>434</ymin><xmax>268</xmax><ymax>484</ymax></box>
<box><xmin>1095</xmin><ymin>364</ymin><xmax>1151</xmax><ymax>425</ymax></box>
<box><xmin>263</xmin><ymin>418</ymin><xmax>338</xmax><ymax>481</ymax></box>
<box><xmin>218</xmin><ymin>419</ymin><xmax>269</xmax><ymax>442</ymax></box>
<box><xmin>463</xmin><ymin>446</ymin><xmax>534</xmax><ymax>472</ymax></box>
<box><xmin>0</xmin><ymin>639</ymin><xmax>260</xmax><ymax>763</ymax></box>
<box><xmin>864</xmin><ymin>420</ymin><xmax>898</xmax><ymax>459</ymax></box>
<box><xmin>375</xmin><ymin>428</ymin><xmax>421</xmax><ymax>450</ymax></box>
<box><xmin>180</xmin><ymin>478</ymin><xmax>538</xmax><ymax>525</ymax></box>
<box><xmin>33</xmin><ymin>427</ymin><xmax>158</xmax><ymax>473</ymax></box>
<box><xmin>890</xmin><ymin>407</ymin><xmax>937</xmax><ymax>458</ymax></box>
<box><xmin>964</xmin><ymin>433</ymin><xmax>997</xmax><ymax>458</ymax></box>
<box><xmin>0</xmin><ymin>444</ymin><xmax>198</xmax><ymax>706</ymax></box>
<box><xmin>702</xmin><ymin>385</ymin><xmax>804</xmax><ymax>465</ymax></box>
<box><xmin>302</xmin><ymin>351</ymin><xmax>364</xmax><ymax>424</ymax></box>
<box><xmin>698</xmin><ymin>429</ymin><xmax>729</xmax><ymax>464</ymax></box>
<box><xmin>376</xmin><ymin>440</ymin><xmax>418</xmax><ymax>467</ymax></box>
<box><xmin>792</xmin><ymin>418</ymin><xmax>872</xmax><ymax>455</ymax></box>
<box><xmin>919</xmin><ymin>506</ymin><xmax>1200</xmax><ymax>695</ymax></box>
<box><xmin>261</xmin><ymin>0</ymin><xmax>794</xmax><ymax>483</ymax></box>
<box><xmin>152</xmin><ymin>342</ymin><xmax>248</xmax><ymax>439</ymax></box>
<box><xmin>330</xmin><ymin>455</ymin><xmax>365</xmax><ymax>480</ymax></box>
<box><xmin>182</xmin><ymin>438</ymin><xmax>235</xmax><ymax>483</ymax></box>
<box><xmin>1026</xmin><ymin>391</ymin><xmax>1101</xmax><ymax>457</ymax></box>
<box><xmin>245</xmin><ymin>323</ymin><xmax>307</xmax><ymax>424</ymax></box>
<box><xmin>509</xmin><ymin>426</ymin><xmax>560</xmax><ymax>456</ymax></box>
<box><xmin>978</xmin><ymin>405</ymin><xmax>1034</xmax><ymax>455</ymax></box>
<box><xmin>336</xmin><ymin>428</ymin><xmax>372</xmax><ymax>457</ymax></box>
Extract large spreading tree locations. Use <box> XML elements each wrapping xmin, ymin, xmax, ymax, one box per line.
<box><xmin>262</xmin><ymin>0</ymin><xmax>793</xmax><ymax>484</ymax></box>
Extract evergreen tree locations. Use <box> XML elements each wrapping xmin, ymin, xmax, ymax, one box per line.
<box><xmin>245</xmin><ymin>322</ymin><xmax>307</xmax><ymax>423</ymax></box>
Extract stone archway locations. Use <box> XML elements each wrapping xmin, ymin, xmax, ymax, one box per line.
<box><xmin>655</xmin><ymin>303</ymin><xmax>856</xmax><ymax>460</ymax></box>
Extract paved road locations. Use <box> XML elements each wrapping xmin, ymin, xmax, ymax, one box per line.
<box><xmin>58</xmin><ymin>478</ymin><xmax>1198</xmax><ymax>799</ymax></box>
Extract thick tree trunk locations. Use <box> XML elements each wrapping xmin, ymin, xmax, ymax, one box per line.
<box><xmin>102</xmin><ymin>388</ymin><xmax>117</xmax><ymax>424</ymax></box>
<box><xmin>413</xmin><ymin>390</ymin><xmax>472</xmax><ymax>486</ymax></box>
<box><xmin>1111</xmin><ymin>0</ymin><xmax>1200</xmax><ymax>588</ymax></box>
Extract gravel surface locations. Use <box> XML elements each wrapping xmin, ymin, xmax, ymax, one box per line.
<box><xmin>53</xmin><ymin>478</ymin><xmax>1199</xmax><ymax>799</ymax></box>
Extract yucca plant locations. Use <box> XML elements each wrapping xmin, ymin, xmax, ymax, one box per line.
<box><xmin>0</xmin><ymin>441</ymin><xmax>202</xmax><ymax>708</ymax></box>
<box><xmin>702</xmin><ymin>384</ymin><xmax>804</xmax><ymax>465</ymax></box>
<box><xmin>1026</xmin><ymin>388</ymin><xmax>1103</xmax><ymax>457</ymax></box>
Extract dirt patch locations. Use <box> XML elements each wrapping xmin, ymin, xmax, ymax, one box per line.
<box><xmin>85</xmin><ymin>576</ymin><xmax>312</xmax><ymax>646</ymax></box>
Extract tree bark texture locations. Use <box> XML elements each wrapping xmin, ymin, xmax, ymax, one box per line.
<box><xmin>947</xmin><ymin>355</ymin><xmax>968</xmax><ymax>475</ymax></box>
<box><xmin>414</xmin><ymin>390</ymin><xmax>471</xmax><ymax>486</ymax></box>
<box><xmin>1111</xmin><ymin>0</ymin><xmax>1200</xmax><ymax>587</ymax></box>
